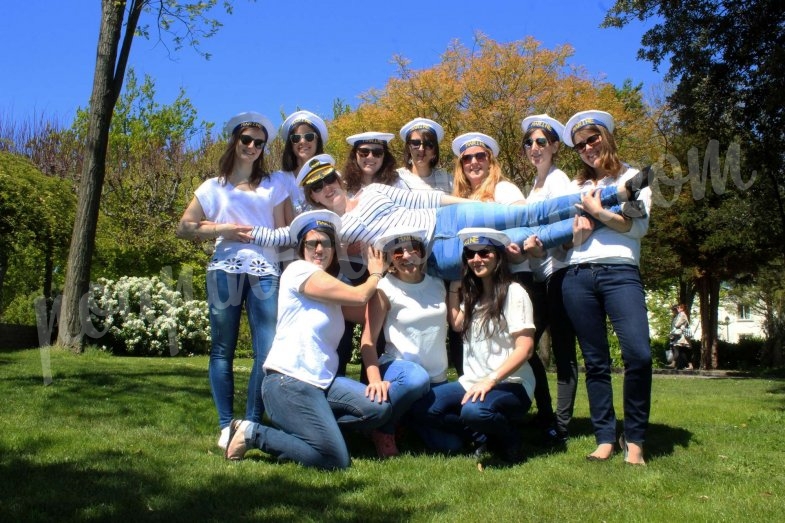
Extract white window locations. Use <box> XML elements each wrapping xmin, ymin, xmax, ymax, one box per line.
<box><xmin>737</xmin><ymin>304</ymin><xmax>752</xmax><ymax>320</ymax></box>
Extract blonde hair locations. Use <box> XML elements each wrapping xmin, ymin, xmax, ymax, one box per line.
<box><xmin>574</xmin><ymin>125</ymin><xmax>623</xmax><ymax>185</ymax></box>
<box><xmin>452</xmin><ymin>146</ymin><xmax>506</xmax><ymax>202</ymax></box>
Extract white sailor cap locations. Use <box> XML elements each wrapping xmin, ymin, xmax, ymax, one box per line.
<box><xmin>346</xmin><ymin>132</ymin><xmax>395</xmax><ymax>146</ymax></box>
<box><xmin>521</xmin><ymin>114</ymin><xmax>565</xmax><ymax>141</ymax></box>
<box><xmin>373</xmin><ymin>227</ymin><xmax>429</xmax><ymax>253</ymax></box>
<box><xmin>563</xmin><ymin>110</ymin><xmax>615</xmax><ymax>147</ymax></box>
<box><xmin>289</xmin><ymin>209</ymin><xmax>342</xmax><ymax>244</ymax></box>
<box><xmin>280</xmin><ymin>110</ymin><xmax>328</xmax><ymax>143</ymax></box>
<box><xmin>458</xmin><ymin>227</ymin><xmax>511</xmax><ymax>249</ymax></box>
<box><xmin>399</xmin><ymin>118</ymin><xmax>444</xmax><ymax>142</ymax></box>
<box><xmin>296</xmin><ymin>154</ymin><xmax>337</xmax><ymax>187</ymax></box>
<box><xmin>223</xmin><ymin>112</ymin><xmax>276</xmax><ymax>143</ymax></box>
<box><xmin>451</xmin><ymin>132</ymin><xmax>500</xmax><ymax>157</ymax></box>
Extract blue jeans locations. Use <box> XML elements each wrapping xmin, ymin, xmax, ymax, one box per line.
<box><xmin>207</xmin><ymin>270</ymin><xmax>278</xmax><ymax>429</ymax></box>
<box><xmin>561</xmin><ymin>263</ymin><xmax>652</xmax><ymax>444</ymax></box>
<box><xmin>377</xmin><ymin>358</ymin><xmax>431</xmax><ymax>434</ymax></box>
<box><xmin>246</xmin><ymin>372</ymin><xmax>392</xmax><ymax>469</ymax></box>
<box><xmin>427</xmin><ymin>187</ymin><xmax>621</xmax><ymax>280</ymax></box>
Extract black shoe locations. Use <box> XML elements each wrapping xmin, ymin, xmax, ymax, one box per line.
<box><xmin>621</xmin><ymin>200</ymin><xmax>648</xmax><ymax>219</ymax></box>
<box><xmin>624</xmin><ymin>165</ymin><xmax>653</xmax><ymax>201</ymax></box>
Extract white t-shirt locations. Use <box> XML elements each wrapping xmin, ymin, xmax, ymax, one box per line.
<box><xmin>565</xmin><ymin>165</ymin><xmax>651</xmax><ymax>266</ymax></box>
<box><xmin>273</xmin><ymin>169</ymin><xmax>310</xmax><ymax>217</ymax></box>
<box><xmin>493</xmin><ymin>180</ymin><xmax>526</xmax><ymax>205</ymax></box>
<box><xmin>195</xmin><ymin>173</ymin><xmax>288</xmax><ymax>277</ymax></box>
<box><xmin>378</xmin><ymin>274</ymin><xmax>449</xmax><ymax>383</ymax></box>
<box><xmin>397</xmin><ymin>166</ymin><xmax>453</xmax><ymax>194</ymax></box>
<box><xmin>525</xmin><ymin>168</ymin><xmax>573</xmax><ymax>281</ymax></box>
<box><xmin>263</xmin><ymin>260</ymin><xmax>345</xmax><ymax>389</ymax></box>
<box><xmin>458</xmin><ymin>282</ymin><xmax>536</xmax><ymax>399</ymax></box>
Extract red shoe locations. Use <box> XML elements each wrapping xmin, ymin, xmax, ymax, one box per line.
<box><xmin>371</xmin><ymin>430</ymin><xmax>399</xmax><ymax>458</ymax></box>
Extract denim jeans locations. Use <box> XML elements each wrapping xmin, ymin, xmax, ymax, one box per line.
<box><xmin>427</xmin><ymin>187</ymin><xmax>621</xmax><ymax>280</ymax></box>
<box><xmin>561</xmin><ymin>263</ymin><xmax>652</xmax><ymax>444</ymax></box>
<box><xmin>377</xmin><ymin>358</ymin><xmax>431</xmax><ymax>434</ymax></box>
<box><xmin>207</xmin><ymin>270</ymin><xmax>278</xmax><ymax>429</ymax></box>
<box><xmin>247</xmin><ymin>372</ymin><xmax>392</xmax><ymax>469</ymax></box>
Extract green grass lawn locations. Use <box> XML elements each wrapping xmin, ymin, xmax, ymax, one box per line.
<box><xmin>2</xmin><ymin>347</ymin><xmax>784</xmax><ymax>522</ymax></box>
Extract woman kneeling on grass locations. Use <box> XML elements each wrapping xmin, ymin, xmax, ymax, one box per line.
<box><xmin>225</xmin><ymin>210</ymin><xmax>391</xmax><ymax>469</ymax></box>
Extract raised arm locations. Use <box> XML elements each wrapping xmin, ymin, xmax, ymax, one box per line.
<box><xmin>301</xmin><ymin>245</ymin><xmax>386</xmax><ymax>306</ymax></box>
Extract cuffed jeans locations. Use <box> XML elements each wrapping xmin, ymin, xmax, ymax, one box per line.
<box><xmin>562</xmin><ymin>263</ymin><xmax>652</xmax><ymax>444</ymax></box>
<box><xmin>245</xmin><ymin>372</ymin><xmax>392</xmax><ymax>470</ymax></box>
<box><xmin>207</xmin><ymin>270</ymin><xmax>278</xmax><ymax>429</ymax></box>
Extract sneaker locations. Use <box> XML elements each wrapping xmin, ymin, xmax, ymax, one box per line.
<box><xmin>371</xmin><ymin>430</ymin><xmax>399</xmax><ymax>458</ymax></box>
<box><xmin>543</xmin><ymin>426</ymin><xmax>568</xmax><ymax>447</ymax></box>
<box><xmin>225</xmin><ymin>419</ymin><xmax>249</xmax><ymax>461</ymax></box>
<box><xmin>621</xmin><ymin>200</ymin><xmax>648</xmax><ymax>219</ymax></box>
<box><xmin>217</xmin><ymin>426</ymin><xmax>230</xmax><ymax>450</ymax></box>
<box><xmin>623</xmin><ymin>165</ymin><xmax>652</xmax><ymax>201</ymax></box>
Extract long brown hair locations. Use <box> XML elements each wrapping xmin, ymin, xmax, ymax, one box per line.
<box><xmin>218</xmin><ymin>126</ymin><xmax>270</xmax><ymax>188</ymax></box>
<box><xmin>460</xmin><ymin>245</ymin><xmax>513</xmax><ymax>341</ymax></box>
<box><xmin>574</xmin><ymin>125</ymin><xmax>622</xmax><ymax>185</ymax></box>
<box><xmin>342</xmin><ymin>143</ymin><xmax>399</xmax><ymax>195</ymax></box>
<box><xmin>281</xmin><ymin>123</ymin><xmax>325</xmax><ymax>172</ymax></box>
<box><xmin>402</xmin><ymin>128</ymin><xmax>440</xmax><ymax>168</ymax></box>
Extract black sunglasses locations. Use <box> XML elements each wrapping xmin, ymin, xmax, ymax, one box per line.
<box><xmin>460</xmin><ymin>151</ymin><xmax>488</xmax><ymax>165</ymax></box>
<box><xmin>290</xmin><ymin>132</ymin><xmax>316</xmax><ymax>144</ymax></box>
<box><xmin>408</xmin><ymin>139</ymin><xmax>436</xmax><ymax>150</ymax></box>
<box><xmin>573</xmin><ymin>133</ymin><xmax>602</xmax><ymax>153</ymax></box>
<box><xmin>463</xmin><ymin>248</ymin><xmax>493</xmax><ymax>259</ymax></box>
<box><xmin>357</xmin><ymin>147</ymin><xmax>384</xmax><ymax>159</ymax></box>
<box><xmin>304</xmin><ymin>238</ymin><xmax>333</xmax><ymax>250</ymax></box>
<box><xmin>238</xmin><ymin>134</ymin><xmax>266</xmax><ymax>149</ymax></box>
<box><xmin>307</xmin><ymin>171</ymin><xmax>339</xmax><ymax>193</ymax></box>
<box><xmin>524</xmin><ymin>137</ymin><xmax>549</xmax><ymax>148</ymax></box>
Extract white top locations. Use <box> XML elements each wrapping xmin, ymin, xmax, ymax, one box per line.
<box><xmin>195</xmin><ymin>173</ymin><xmax>288</xmax><ymax>276</ymax></box>
<box><xmin>378</xmin><ymin>274</ymin><xmax>449</xmax><ymax>383</ymax></box>
<box><xmin>493</xmin><ymin>180</ymin><xmax>526</xmax><ymax>205</ymax></box>
<box><xmin>524</xmin><ymin>168</ymin><xmax>573</xmax><ymax>281</ymax></box>
<box><xmin>263</xmin><ymin>260</ymin><xmax>345</xmax><ymax>389</ymax></box>
<box><xmin>347</xmin><ymin>177</ymin><xmax>410</xmax><ymax>198</ymax></box>
<box><xmin>458</xmin><ymin>282</ymin><xmax>536</xmax><ymax>399</ymax></box>
<box><xmin>565</xmin><ymin>165</ymin><xmax>651</xmax><ymax>266</ymax></box>
<box><xmin>397</xmin><ymin>166</ymin><xmax>453</xmax><ymax>194</ymax></box>
<box><xmin>273</xmin><ymin>169</ymin><xmax>311</xmax><ymax>217</ymax></box>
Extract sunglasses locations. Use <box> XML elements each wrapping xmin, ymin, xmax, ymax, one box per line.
<box><xmin>357</xmin><ymin>147</ymin><xmax>384</xmax><ymax>159</ymax></box>
<box><xmin>573</xmin><ymin>133</ymin><xmax>602</xmax><ymax>153</ymax></box>
<box><xmin>392</xmin><ymin>244</ymin><xmax>424</xmax><ymax>260</ymax></box>
<box><xmin>463</xmin><ymin>248</ymin><xmax>493</xmax><ymax>259</ymax></box>
<box><xmin>304</xmin><ymin>239</ymin><xmax>333</xmax><ymax>250</ymax></box>
<box><xmin>290</xmin><ymin>132</ymin><xmax>316</xmax><ymax>144</ymax></box>
<box><xmin>460</xmin><ymin>151</ymin><xmax>488</xmax><ymax>165</ymax></box>
<box><xmin>307</xmin><ymin>171</ymin><xmax>339</xmax><ymax>193</ymax></box>
<box><xmin>524</xmin><ymin>137</ymin><xmax>549</xmax><ymax>148</ymax></box>
<box><xmin>408</xmin><ymin>139</ymin><xmax>436</xmax><ymax>150</ymax></box>
<box><xmin>238</xmin><ymin>134</ymin><xmax>266</xmax><ymax>149</ymax></box>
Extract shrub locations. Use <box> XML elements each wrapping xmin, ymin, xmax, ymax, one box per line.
<box><xmin>89</xmin><ymin>275</ymin><xmax>210</xmax><ymax>356</ymax></box>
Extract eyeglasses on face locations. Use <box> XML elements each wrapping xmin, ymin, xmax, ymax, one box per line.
<box><xmin>460</xmin><ymin>151</ymin><xmax>488</xmax><ymax>165</ymax></box>
<box><xmin>238</xmin><ymin>134</ymin><xmax>266</xmax><ymax>149</ymax></box>
<box><xmin>392</xmin><ymin>244</ymin><xmax>424</xmax><ymax>260</ymax></box>
<box><xmin>290</xmin><ymin>132</ymin><xmax>316</xmax><ymax>144</ymax></box>
<box><xmin>304</xmin><ymin>238</ymin><xmax>333</xmax><ymax>250</ymax></box>
<box><xmin>573</xmin><ymin>133</ymin><xmax>602</xmax><ymax>153</ymax></box>
<box><xmin>307</xmin><ymin>171</ymin><xmax>339</xmax><ymax>193</ymax></box>
<box><xmin>357</xmin><ymin>147</ymin><xmax>384</xmax><ymax>159</ymax></box>
<box><xmin>524</xmin><ymin>137</ymin><xmax>549</xmax><ymax>149</ymax></box>
<box><xmin>463</xmin><ymin>247</ymin><xmax>493</xmax><ymax>259</ymax></box>
<box><xmin>408</xmin><ymin>139</ymin><xmax>436</xmax><ymax>150</ymax></box>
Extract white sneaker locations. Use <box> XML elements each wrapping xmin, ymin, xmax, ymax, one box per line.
<box><xmin>217</xmin><ymin>426</ymin><xmax>231</xmax><ymax>450</ymax></box>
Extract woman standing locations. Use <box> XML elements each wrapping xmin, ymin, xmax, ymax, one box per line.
<box><xmin>561</xmin><ymin>110</ymin><xmax>652</xmax><ymax>465</ymax></box>
<box><xmin>668</xmin><ymin>304</ymin><xmax>693</xmax><ymax>370</ymax></box>
<box><xmin>177</xmin><ymin>112</ymin><xmax>287</xmax><ymax>450</ymax></box>
<box><xmin>518</xmin><ymin>114</ymin><xmax>578</xmax><ymax>444</ymax></box>
<box><xmin>225</xmin><ymin>210</ymin><xmax>391</xmax><ymax>469</ymax></box>
<box><xmin>397</xmin><ymin>117</ymin><xmax>453</xmax><ymax>193</ymax></box>
<box><xmin>416</xmin><ymin>228</ymin><xmax>536</xmax><ymax>464</ymax></box>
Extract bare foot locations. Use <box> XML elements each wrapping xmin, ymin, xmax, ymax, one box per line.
<box><xmin>586</xmin><ymin>442</ymin><xmax>614</xmax><ymax>461</ymax></box>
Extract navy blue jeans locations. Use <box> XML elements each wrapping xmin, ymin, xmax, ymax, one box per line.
<box><xmin>207</xmin><ymin>270</ymin><xmax>278</xmax><ymax>429</ymax></box>
<box><xmin>561</xmin><ymin>263</ymin><xmax>652</xmax><ymax>444</ymax></box>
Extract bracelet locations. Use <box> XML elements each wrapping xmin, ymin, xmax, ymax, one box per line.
<box><xmin>369</xmin><ymin>272</ymin><xmax>384</xmax><ymax>280</ymax></box>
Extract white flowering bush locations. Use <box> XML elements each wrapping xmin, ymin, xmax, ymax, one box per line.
<box><xmin>89</xmin><ymin>275</ymin><xmax>210</xmax><ymax>356</ymax></box>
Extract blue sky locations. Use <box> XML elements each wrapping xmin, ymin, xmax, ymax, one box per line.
<box><xmin>0</xmin><ymin>1</ymin><xmax>665</xmax><ymax>134</ymax></box>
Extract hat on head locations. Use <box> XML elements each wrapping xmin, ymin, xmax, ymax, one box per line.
<box><xmin>224</xmin><ymin>112</ymin><xmax>276</xmax><ymax>144</ymax></box>
<box><xmin>458</xmin><ymin>227</ymin><xmax>511</xmax><ymax>249</ymax></box>
<box><xmin>399</xmin><ymin>118</ymin><xmax>444</xmax><ymax>142</ymax></box>
<box><xmin>346</xmin><ymin>132</ymin><xmax>395</xmax><ymax>146</ymax></box>
<box><xmin>280</xmin><ymin>110</ymin><xmax>328</xmax><ymax>143</ymax></box>
<box><xmin>289</xmin><ymin>209</ymin><xmax>341</xmax><ymax>244</ymax></box>
<box><xmin>521</xmin><ymin>114</ymin><xmax>565</xmax><ymax>141</ymax></box>
<box><xmin>373</xmin><ymin>227</ymin><xmax>429</xmax><ymax>253</ymax></box>
<box><xmin>451</xmin><ymin>132</ymin><xmax>500</xmax><ymax>157</ymax></box>
<box><xmin>296</xmin><ymin>154</ymin><xmax>337</xmax><ymax>187</ymax></box>
<box><xmin>563</xmin><ymin>110</ymin><xmax>615</xmax><ymax>147</ymax></box>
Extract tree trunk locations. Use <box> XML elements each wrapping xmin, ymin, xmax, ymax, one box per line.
<box><xmin>57</xmin><ymin>1</ymin><xmax>134</xmax><ymax>350</ymax></box>
<box><xmin>697</xmin><ymin>274</ymin><xmax>722</xmax><ymax>369</ymax></box>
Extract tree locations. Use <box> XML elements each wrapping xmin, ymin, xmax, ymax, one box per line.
<box><xmin>58</xmin><ymin>1</ymin><xmax>232</xmax><ymax>350</ymax></box>
<box><xmin>604</xmin><ymin>0</ymin><xmax>785</xmax><ymax>367</ymax></box>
